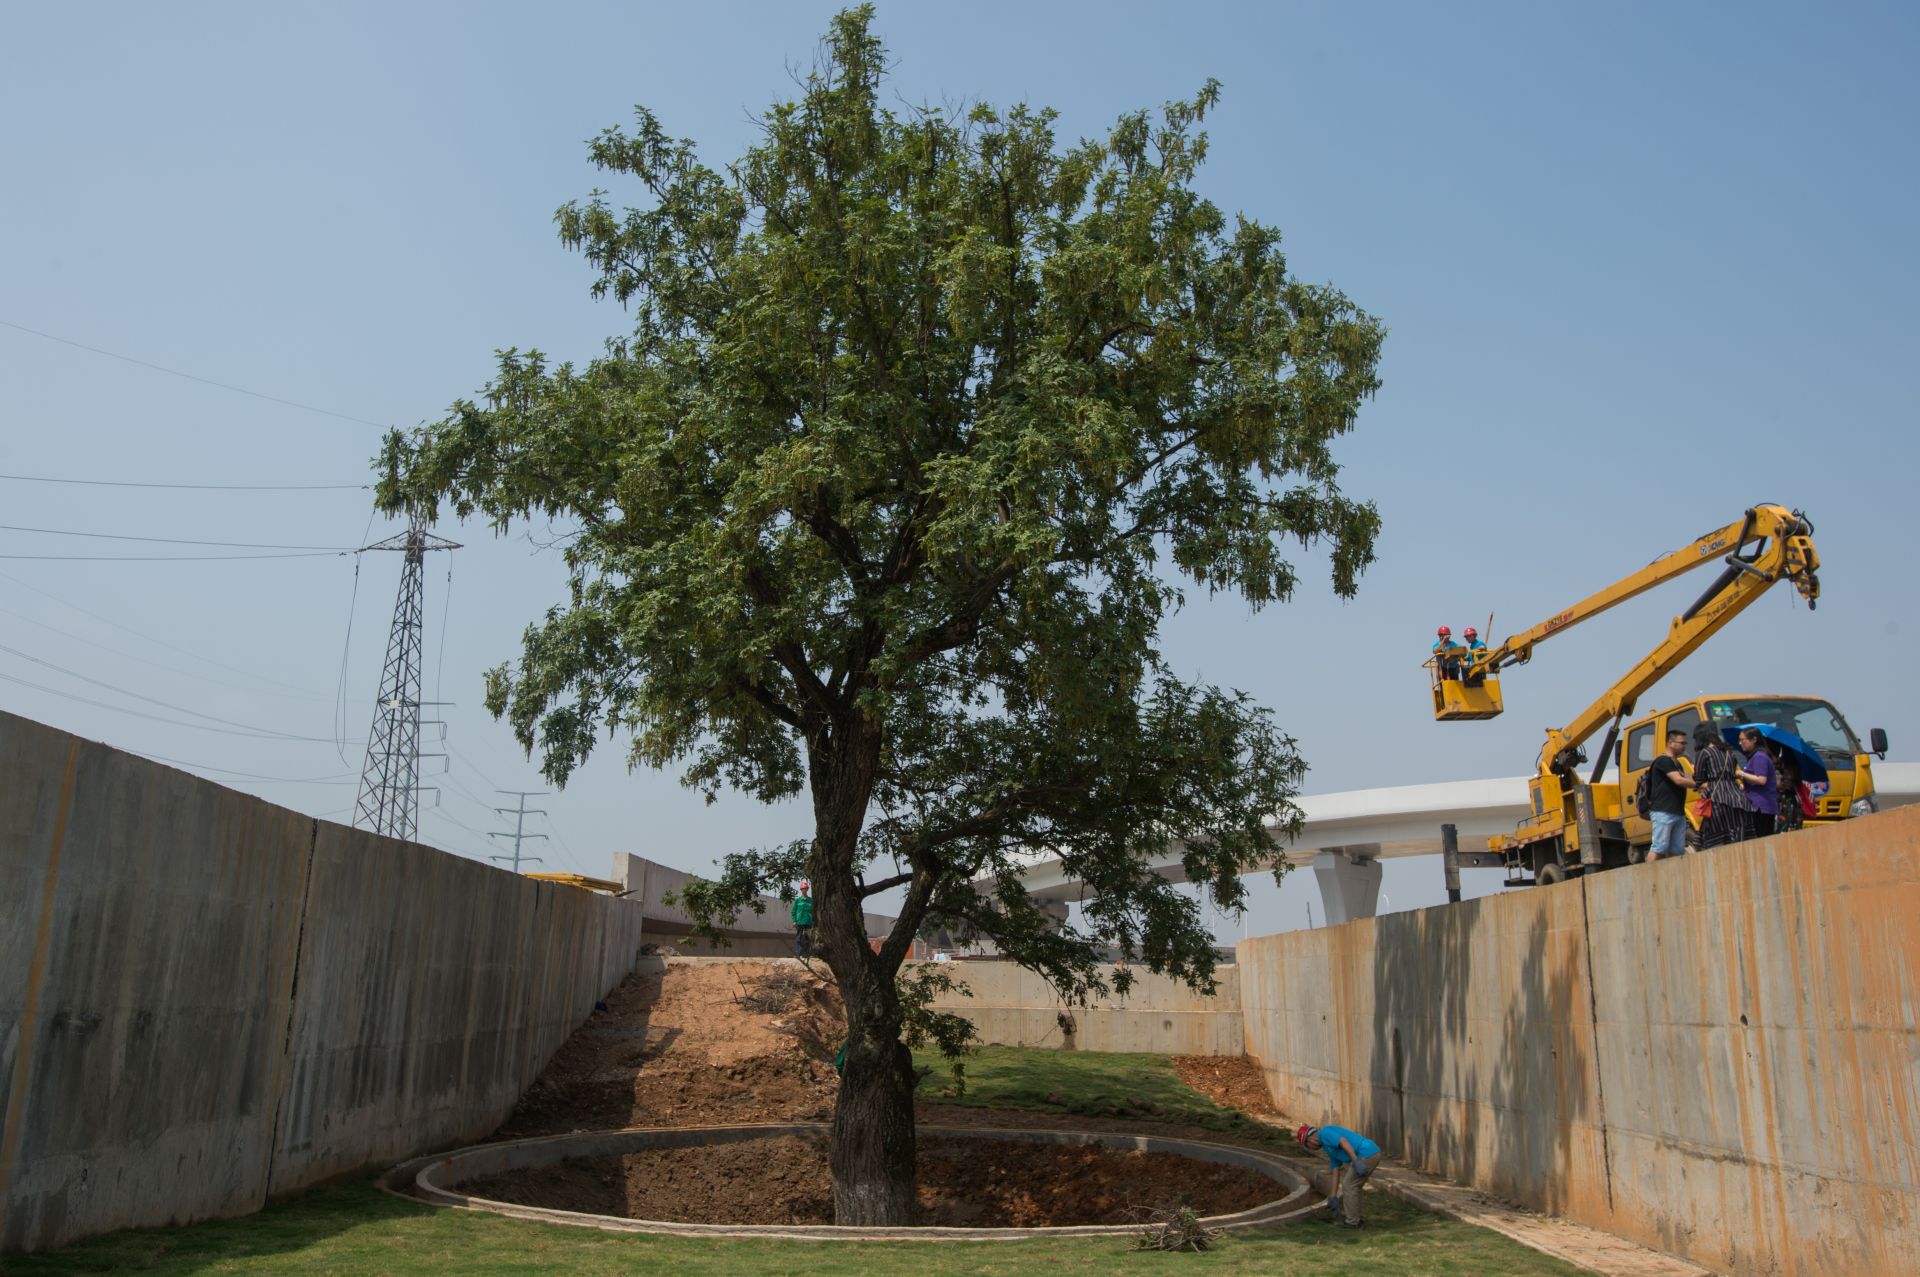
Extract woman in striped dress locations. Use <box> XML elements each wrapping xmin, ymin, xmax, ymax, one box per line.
<box><xmin>1689</xmin><ymin>722</ymin><xmax>1749</xmax><ymax>849</ymax></box>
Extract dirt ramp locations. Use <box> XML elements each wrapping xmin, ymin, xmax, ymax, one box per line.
<box><xmin>497</xmin><ymin>960</ymin><xmax>842</xmax><ymax>1138</ymax></box>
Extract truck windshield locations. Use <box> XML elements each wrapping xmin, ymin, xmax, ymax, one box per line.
<box><xmin>1707</xmin><ymin>698</ymin><xmax>1861</xmax><ymax>768</ymax></box>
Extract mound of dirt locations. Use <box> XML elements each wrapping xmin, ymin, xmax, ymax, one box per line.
<box><xmin>460</xmin><ymin>1133</ymin><xmax>1282</xmax><ymax>1227</ymax></box>
<box><xmin>1171</xmin><ymin>1054</ymin><xmax>1278</xmax><ymax>1117</ymax></box>
<box><xmin>495</xmin><ymin>960</ymin><xmax>843</xmax><ymax>1139</ymax></box>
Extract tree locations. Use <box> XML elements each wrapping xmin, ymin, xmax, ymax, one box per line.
<box><xmin>378</xmin><ymin>6</ymin><xmax>1383</xmax><ymax>1226</ymax></box>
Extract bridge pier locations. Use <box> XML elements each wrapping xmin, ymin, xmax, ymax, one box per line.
<box><xmin>1312</xmin><ymin>850</ymin><xmax>1382</xmax><ymax>925</ymax></box>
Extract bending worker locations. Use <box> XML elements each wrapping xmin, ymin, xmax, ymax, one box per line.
<box><xmin>1297</xmin><ymin>1122</ymin><xmax>1382</xmax><ymax>1227</ymax></box>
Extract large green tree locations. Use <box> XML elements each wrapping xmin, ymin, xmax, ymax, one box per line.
<box><xmin>379</xmin><ymin>7</ymin><xmax>1382</xmax><ymax>1225</ymax></box>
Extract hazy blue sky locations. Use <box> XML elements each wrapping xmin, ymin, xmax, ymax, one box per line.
<box><xmin>3</xmin><ymin>2</ymin><xmax>1915</xmax><ymax>936</ymax></box>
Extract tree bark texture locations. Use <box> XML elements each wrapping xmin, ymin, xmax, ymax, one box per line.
<box><xmin>828</xmin><ymin>989</ymin><xmax>917</xmax><ymax>1225</ymax></box>
<box><xmin>808</xmin><ymin>718</ymin><xmax>920</xmax><ymax>1225</ymax></box>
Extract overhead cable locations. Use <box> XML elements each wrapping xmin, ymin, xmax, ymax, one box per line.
<box><xmin>0</xmin><ymin>550</ymin><xmax>346</xmax><ymax>561</ymax></box>
<box><xmin>0</xmin><ymin>522</ymin><xmax>355</xmax><ymax>551</ymax></box>
<box><xmin>132</xmin><ymin>751</ymin><xmax>359</xmax><ymax>785</ymax></box>
<box><xmin>0</xmin><ymin>669</ymin><xmax>355</xmax><ymax>743</ymax></box>
<box><xmin>0</xmin><ymin>567</ymin><xmax>331</xmax><ymax>699</ymax></box>
<box><xmin>0</xmin><ymin>473</ymin><xmax>370</xmax><ymax>491</ymax></box>
<box><xmin>0</xmin><ymin>639</ymin><xmax>340</xmax><ymax>741</ymax></box>
<box><xmin>0</xmin><ymin>317</ymin><xmax>390</xmax><ymax>428</ymax></box>
<box><xmin>0</xmin><ymin>602</ymin><xmax>331</xmax><ymax>704</ymax></box>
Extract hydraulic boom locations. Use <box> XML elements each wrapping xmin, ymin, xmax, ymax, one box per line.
<box><xmin>1430</xmin><ymin>504</ymin><xmax>1825</xmax><ymax>876</ymax></box>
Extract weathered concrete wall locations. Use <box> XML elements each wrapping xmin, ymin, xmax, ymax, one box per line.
<box><xmin>1239</xmin><ymin>805</ymin><xmax>1920</xmax><ymax>1277</ymax></box>
<box><xmin>0</xmin><ymin>710</ymin><xmax>644</xmax><ymax>1254</ymax></box>
<box><xmin>924</xmin><ymin>961</ymin><xmax>1243</xmax><ymax>1055</ymax></box>
<box><xmin>613</xmin><ymin>852</ymin><xmax>895</xmax><ymax>956</ymax></box>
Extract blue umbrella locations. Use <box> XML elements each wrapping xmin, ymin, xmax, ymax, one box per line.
<box><xmin>1720</xmin><ymin>722</ymin><xmax>1829</xmax><ymax>785</ymax></box>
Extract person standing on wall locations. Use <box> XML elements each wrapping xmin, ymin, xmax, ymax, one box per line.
<box><xmin>790</xmin><ymin>880</ymin><xmax>815</xmax><ymax>959</ymax></box>
<box><xmin>1645</xmin><ymin>728</ymin><xmax>1697</xmax><ymax>861</ymax></box>
<box><xmin>1690</xmin><ymin>722</ymin><xmax>1749</xmax><ymax>849</ymax></box>
<box><xmin>1735</xmin><ymin>727</ymin><xmax>1778</xmax><ymax>839</ymax></box>
<box><xmin>1297</xmin><ymin>1123</ymin><xmax>1382</xmax><ymax>1227</ymax></box>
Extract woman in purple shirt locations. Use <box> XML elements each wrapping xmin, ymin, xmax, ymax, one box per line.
<box><xmin>1735</xmin><ymin>728</ymin><xmax>1778</xmax><ymax>839</ymax></box>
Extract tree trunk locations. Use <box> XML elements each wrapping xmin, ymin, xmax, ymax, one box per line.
<box><xmin>829</xmin><ymin>999</ymin><xmax>917</xmax><ymax>1225</ymax></box>
<box><xmin>805</xmin><ymin>717</ymin><xmax>919</xmax><ymax>1225</ymax></box>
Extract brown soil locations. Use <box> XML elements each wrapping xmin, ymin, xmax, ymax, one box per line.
<box><xmin>495</xmin><ymin>961</ymin><xmax>843</xmax><ymax>1138</ymax></box>
<box><xmin>461</xmin><ymin>1132</ymin><xmax>1282</xmax><ymax>1227</ymax></box>
<box><xmin>479</xmin><ymin>960</ymin><xmax>1289</xmax><ymax>1230</ymax></box>
<box><xmin>1171</xmin><ymin>1053</ymin><xmax>1280</xmax><ymax>1117</ymax></box>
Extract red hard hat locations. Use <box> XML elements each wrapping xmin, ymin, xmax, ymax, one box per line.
<box><xmin>1464</xmin><ymin>627</ymin><xmax>1477</xmax><ymax>638</ymax></box>
<box><xmin>799</xmin><ymin>880</ymin><xmax>810</xmax><ymax>891</ymax></box>
<box><xmin>1436</xmin><ymin>625</ymin><xmax>1451</xmax><ymax>637</ymax></box>
<box><xmin>1295</xmin><ymin>1124</ymin><xmax>1315</xmax><ymax>1145</ymax></box>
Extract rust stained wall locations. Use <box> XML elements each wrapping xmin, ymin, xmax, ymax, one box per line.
<box><xmin>0</xmin><ymin>711</ymin><xmax>646</xmax><ymax>1255</ymax></box>
<box><xmin>1239</xmin><ymin>805</ymin><xmax>1920</xmax><ymax>1277</ymax></box>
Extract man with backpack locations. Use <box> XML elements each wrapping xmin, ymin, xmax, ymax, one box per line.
<box><xmin>1640</xmin><ymin>728</ymin><xmax>1697</xmax><ymax>861</ymax></box>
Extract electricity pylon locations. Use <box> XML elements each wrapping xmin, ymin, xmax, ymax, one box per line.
<box><xmin>352</xmin><ymin>511</ymin><xmax>460</xmax><ymax>840</ymax></box>
<box><xmin>489</xmin><ymin>790</ymin><xmax>548</xmax><ymax>873</ymax></box>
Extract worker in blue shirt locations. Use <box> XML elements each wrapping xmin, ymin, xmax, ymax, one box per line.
<box><xmin>1297</xmin><ymin>1122</ymin><xmax>1382</xmax><ymax>1227</ymax></box>
<box><xmin>1461</xmin><ymin>626</ymin><xmax>1488</xmax><ymax>685</ymax></box>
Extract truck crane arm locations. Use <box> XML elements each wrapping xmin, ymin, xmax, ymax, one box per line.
<box><xmin>1462</xmin><ymin>504</ymin><xmax>1820</xmax><ymax>783</ymax></box>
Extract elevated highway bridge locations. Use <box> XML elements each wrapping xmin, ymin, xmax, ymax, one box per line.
<box><xmin>1002</xmin><ymin>761</ymin><xmax>1920</xmax><ymax>926</ymax></box>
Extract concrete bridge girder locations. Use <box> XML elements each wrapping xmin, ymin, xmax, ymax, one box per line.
<box><xmin>991</xmin><ymin>762</ymin><xmax>1920</xmax><ymax>924</ymax></box>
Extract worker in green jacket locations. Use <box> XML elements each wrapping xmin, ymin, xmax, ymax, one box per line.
<box><xmin>791</xmin><ymin>880</ymin><xmax>814</xmax><ymax>959</ymax></box>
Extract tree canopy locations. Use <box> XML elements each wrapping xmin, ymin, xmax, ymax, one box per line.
<box><xmin>378</xmin><ymin>6</ymin><xmax>1383</xmax><ymax>1224</ymax></box>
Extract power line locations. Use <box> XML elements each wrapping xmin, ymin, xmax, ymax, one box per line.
<box><xmin>0</xmin><ymin>567</ymin><xmax>333</xmax><ymax>699</ymax></box>
<box><xmin>426</xmin><ymin>804</ymin><xmax>498</xmax><ymax>845</ymax></box>
<box><xmin>0</xmin><ymin>523</ymin><xmax>355</xmax><ymax>551</ymax></box>
<box><xmin>0</xmin><ymin>602</ymin><xmax>332</xmax><ymax>704</ymax></box>
<box><xmin>0</xmin><ymin>639</ymin><xmax>340</xmax><ymax>741</ymax></box>
<box><xmin>0</xmin><ymin>472</ymin><xmax>371</xmax><ymax>491</ymax></box>
<box><xmin>0</xmin><ymin>317</ymin><xmax>389</xmax><ymax>428</ymax></box>
<box><xmin>0</xmin><ymin>550</ymin><xmax>347</xmax><ymax>562</ymax></box>
<box><xmin>0</xmin><ymin>668</ymin><xmax>355</xmax><ymax>743</ymax></box>
<box><xmin>132</xmin><ymin>751</ymin><xmax>359</xmax><ymax>785</ymax></box>
<box><xmin>333</xmin><ymin>506</ymin><xmax>383</xmax><ymax>761</ymax></box>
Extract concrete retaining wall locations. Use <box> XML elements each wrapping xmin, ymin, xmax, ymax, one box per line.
<box><xmin>0</xmin><ymin>710</ymin><xmax>644</xmax><ymax>1254</ymax></box>
<box><xmin>924</xmin><ymin>961</ymin><xmax>1243</xmax><ymax>1055</ymax></box>
<box><xmin>1238</xmin><ymin>805</ymin><xmax>1920</xmax><ymax>1277</ymax></box>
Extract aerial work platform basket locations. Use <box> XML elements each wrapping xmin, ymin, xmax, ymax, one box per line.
<box><xmin>1428</xmin><ymin>654</ymin><xmax>1504</xmax><ymax>721</ymax></box>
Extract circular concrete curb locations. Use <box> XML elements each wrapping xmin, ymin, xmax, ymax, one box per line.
<box><xmin>386</xmin><ymin>1122</ymin><xmax>1318</xmax><ymax>1241</ymax></box>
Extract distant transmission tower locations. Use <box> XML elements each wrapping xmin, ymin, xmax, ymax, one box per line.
<box><xmin>352</xmin><ymin>511</ymin><xmax>460</xmax><ymax>840</ymax></box>
<box><xmin>489</xmin><ymin>790</ymin><xmax>548</xmax><ymax>873</ymax></box>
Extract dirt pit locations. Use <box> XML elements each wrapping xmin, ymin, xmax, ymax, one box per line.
<box><xmin>459</xmin><ymin>1133</ymin><xmax>1281</xmax><ymax>1227</ymax></box>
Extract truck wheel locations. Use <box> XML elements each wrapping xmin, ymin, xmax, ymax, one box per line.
<box><xmin>1536</xmin><ymin>862</ymin><xmax>1568</xmax><ymax>886</ymax></box>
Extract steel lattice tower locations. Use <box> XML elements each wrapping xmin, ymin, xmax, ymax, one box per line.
<box><xmin>353</xmin><ymin>513</ymin><xmax>460</xmax><ymax>840</ymax></box>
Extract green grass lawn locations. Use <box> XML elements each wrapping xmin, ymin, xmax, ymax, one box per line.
<box><xmin>11</xmin><ymin>1047</ymin><xmax>1584</xmax><ymax>1277</ymax></box>
<box><xmin>8</xmin><ymin>1178</ymin><xmax>1585</xmax><ymax>1276</ymax></box>
<box><xmin>915</xmin><ymin>1045</ymin><xmax>1283</xmax><ymax>1142</ymax></box>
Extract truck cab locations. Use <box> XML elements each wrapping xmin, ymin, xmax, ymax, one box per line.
<box><xmin>1616</xmin><ymin>694</ymin><xmax>1885</xmax><ymax>844</ymax></box>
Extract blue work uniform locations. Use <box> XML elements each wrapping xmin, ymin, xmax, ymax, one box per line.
<box><xmin>1318</xmin><ymin>1125</ymin><xmax>1380</xmax><ymax>1168</ymax></box>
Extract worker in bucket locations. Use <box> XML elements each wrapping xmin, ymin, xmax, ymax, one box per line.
<box><xmin>1432</xmin><ymin>625</ymin><xmax>1461</xmax><ymax>679</ymax></box>
<box><xmin>1461</xmin><ymin>626</ymin><xmax>1488</xmax><ymax>685</ymax></box>
<box><xmin>1297</xmin><ymin>1122</ymin><xmax>1381</xmax><ymax>1227</ymax></box>
<box><xmin>790</xmin><ymin>880</ymin><xmax>815</xmax><ymax>959</ymax></box>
